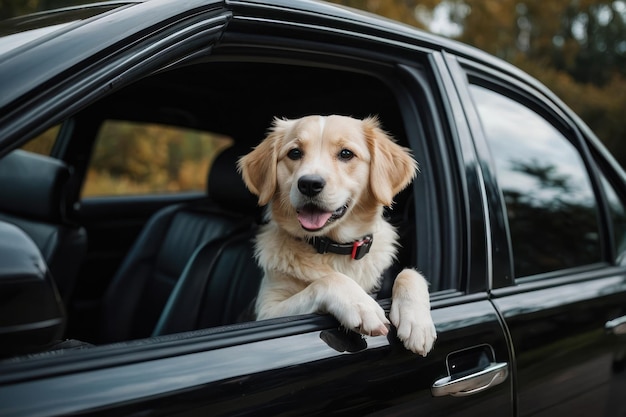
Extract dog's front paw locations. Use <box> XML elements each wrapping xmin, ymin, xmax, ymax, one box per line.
<box><xmin>329</xmin><ymin>294</ymin><xmax>390</xmax><ymax>337</ymax></box>
<box><xmin>353</xmin><ymin>299</ymin><xmax>390</xmax><ymax>337</ymax></box>
<box><xmin>389</xmin><ymin>299</ymin><xmax>437</xmax><ymax>356</ymax></box>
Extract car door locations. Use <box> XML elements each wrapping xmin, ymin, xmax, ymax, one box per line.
<box><xmin>0</xmin><ymin>11</ymin><xmax>514</xmax><ymax>417</ymax></box>
<box><xmin>451</xmin><ymin>55</ymin><xmax>626</xmax><ymax>416</ymax></box>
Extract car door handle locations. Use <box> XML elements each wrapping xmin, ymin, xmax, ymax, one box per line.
<box><xmin>606</xmin><ymin>316</ymin><xmax>626</xmax><ymax>335</ymax></box>
<box><xmin>431</xmin><ymin>362</ymin><xmax>509</xmax><ymax>397</ymax></box>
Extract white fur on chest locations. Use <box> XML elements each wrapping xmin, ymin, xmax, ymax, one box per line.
<box><xmin>254</xmin><ymin>218</ymin><xmax>399</xmax><ymax>293</ymax></box>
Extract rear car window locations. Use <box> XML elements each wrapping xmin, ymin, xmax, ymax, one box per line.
<box><xmin>469</xmin><ymin>84</ymin><xmax>602</xmax><ymax>278</ymax></box>
<box><xmin>82</xmin><ymin>120</ymin><xmax>232</xmax><ymax>197</ymax></box>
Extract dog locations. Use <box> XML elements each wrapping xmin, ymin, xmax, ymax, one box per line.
<box><xmin>238</xmin><ymin>115</ymin><xmax>436</xmax><ymax>356</ymax></box>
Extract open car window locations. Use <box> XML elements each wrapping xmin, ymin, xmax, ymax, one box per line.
<box><xmin>40</xmin><ymin>56</ymin><xmax>447</xmax><ymax>349</ymax></box>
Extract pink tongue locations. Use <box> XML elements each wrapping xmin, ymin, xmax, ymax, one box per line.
<box><xmin>297</xmin><ymin>207</ymin><xmax>333</xmax><ymax>230</ymax></box>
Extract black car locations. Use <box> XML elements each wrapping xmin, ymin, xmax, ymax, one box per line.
<box><xmin>0</xmin><ymin>1</ymin><xmax>625</xmax><ymax>416</ymax></box>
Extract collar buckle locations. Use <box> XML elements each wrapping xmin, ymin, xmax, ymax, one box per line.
<box><xmin>309</xmin><ymin>234</ymin><xmax>373</xmax><ymax>260</ymax></box>
<box><xmin>351</xmin><ymin>235</ymin><xmax>373</xmax><ymax>260</ymax></box>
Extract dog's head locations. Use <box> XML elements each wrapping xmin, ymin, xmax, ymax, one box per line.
<box><xmin>238</xmin><ymin>115</ymin><xmax>418</xmax><ymax>238</ymax></box>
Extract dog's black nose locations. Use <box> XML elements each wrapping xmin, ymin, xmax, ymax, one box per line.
<box><xmin>298</xmin><ymin>175</ymin><xmax>326</xmax><ymax>196</ymax></box>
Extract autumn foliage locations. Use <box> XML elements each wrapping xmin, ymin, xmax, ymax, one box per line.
<box><xmin>330</xmin><ymin>0</ymin><xmax>626</xmax><ymax>167</ymax></box>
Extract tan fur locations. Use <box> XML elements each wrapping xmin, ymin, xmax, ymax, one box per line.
<box><xmin>238</xmin><ymin>115</ymin><xmax>436</xmax><ymax>355</ymax></box>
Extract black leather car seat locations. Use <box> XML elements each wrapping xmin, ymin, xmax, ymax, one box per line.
<box><xmin>152</xmin><ymin>227</ymin><xmax>262</xmax><ymax>336</ymax></box>
<box><xmin>0</xmin><ymin>150</ymin><xmax>87</xmax><ymax>305</ymax></box>
<box><xmin>0</xmin><ymin>220</ymin><xmax>67</xmax><ymax>357</ymax></box>
<box><xmin>99</xmin><ymin>145</ymin><xmax>260</xmax><ymax>343</ymax></box>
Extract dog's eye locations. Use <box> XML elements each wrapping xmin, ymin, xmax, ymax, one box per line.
<box><xmin>339</xmin><ymin>149</ymin><xmax>355</xmax><ymax>161</ymax></box>
<box><xmin>287</xmin><ymin>148</ymin><xmax>303</xmax><ymax>160</ymax></box>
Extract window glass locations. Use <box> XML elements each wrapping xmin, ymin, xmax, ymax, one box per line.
<box><xmin>469</xmin><ymin>84</ymin><xmax>601</xmax><ymax>277</ymax></box>
<box><xmin>82</xmin><ymin>120</ymin><xmax>232</xmax><ymax>197</ymax></box>
<box><xmin>21</xmin><ymin>125</ymin><xmax>60</xmax><ymax>155</ymax></box>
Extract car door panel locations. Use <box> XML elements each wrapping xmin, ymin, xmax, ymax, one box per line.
<box><xmin>443</xmin><ymin>49</ymin><xmax>626</xmax><ymax>416</ymax></box>
<box><xmin>0</xmin><ymin>299</ymin><xmax>512</xmax><ymax>417</ymax></box>
<box><xmin>492</xmin><ymin>272</ymin><xmax>626</xmax><ymax>417</ymax></box>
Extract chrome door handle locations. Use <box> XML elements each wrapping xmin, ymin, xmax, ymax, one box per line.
<box><xmin>431</xmin><ymin>362</ymin><xmax>509</xmax><ymax>397</ymax></box>
<box><xmin>606</xmin><ymin>316</ymin><xmax>626</xmax><ymax>335</ymax></box>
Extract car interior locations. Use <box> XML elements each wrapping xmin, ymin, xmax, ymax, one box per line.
<box><xmin>0</xmin><ymin>149</ymin><xmax>87</xmax><ymax>304</ymax></box>
<box><xmin>0</xmin><ymin>59</ymin><xmax>425</xmax><ymax>357</ymax></box>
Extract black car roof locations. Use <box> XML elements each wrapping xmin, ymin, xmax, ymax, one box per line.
<box><xmin>0</xmin><ymin>0</ymin><xmax>518</xmax><ymax>72</ymax></box>
<box><xmin>0</xmin><ymin>0</ymin><xmax>542</xmax><ymax>128</ymax></box>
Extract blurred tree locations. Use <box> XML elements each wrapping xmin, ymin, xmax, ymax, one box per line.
<box><xmin>84</xmin><ymin>121</ymin><xmax>232</xmax><ymax>197</ymax></box>
<box><xmin>422</xmin><ymin>0</ymin><xmax>626</xmax><ymax>86</ymax></box>
<box><xmin>449</xmin><ymin>0</ymin><xmax>626</xmax><ymax>163</ymax></box>
<box><xmin>558</xmin><ymin>1</ymin><xmax>626</xmax><ymax>85</ymax></box>
<box><xmin>328</xmin><ymin>0</ymin><xmax>626</xmax><ymax>167</ymax></box>
<box><xmin>449</xmin><ymin>0</ymin><xmax>520</xmax><ymax>61</ymax></box>
<box><xmin>329</xmin><ymin>0</ymin><xmax>426</xmax><ymax>28</ymax></box>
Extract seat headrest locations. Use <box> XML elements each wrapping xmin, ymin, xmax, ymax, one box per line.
<box><xmin>0</xmin><ymin>221</ymin><xmax>66</xmax><ymax>357</ymax></box>
<box><xmin>0</xmin><ymin>150</ymin><xmax>71</xmax><ymax>222</ymax></box>
<box><xmin>207</xmin><ymin>146</ymin><xmax>259</xmax><ymax>215</ymax></box>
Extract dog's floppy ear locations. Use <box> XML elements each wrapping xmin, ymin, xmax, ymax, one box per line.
<box><xmin>238</xmin><ymin>118</ymin><xmax>287</xmax><ymax>206</ymax></box>
<box><xmin>363</xmin><ymin>116</ymin><xmax>419</xmax><ymax>206</ymax></box>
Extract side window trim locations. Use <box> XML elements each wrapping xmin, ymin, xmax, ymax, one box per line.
<box><xmin>440</xmin><ymin>53</ymin><xmax>506</xmax><ymax>291</ymax></box>
<box><xmin>591</xmin><ymin>145</ymin><xmax>626</xmax><ymax>263</ymax></box>
<box><xmin>49</xmin><ymin>118</ymin><xmax>76</xmax><ymax>160</ymax></box>
<box><xmin>434</xmin><ymin>51</ymin><xmax>496</xmax><ymax>294</ymax></box>
<box><xmin>396</xmin><ymin>62</ymin><xmax>460</xmax><ymax>293</ymax></box>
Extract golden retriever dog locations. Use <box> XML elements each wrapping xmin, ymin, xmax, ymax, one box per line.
<box><xmin>238</xmin><ymin>115</ymin><xmax>436</xmax><ymax>355</ymax></box>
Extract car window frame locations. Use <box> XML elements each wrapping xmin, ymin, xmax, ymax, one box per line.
<box><xmin>397</xmin><ymin>60</ymin><xmax>470</xmax><ymax>295</ymax></box>
<box><xmin>0</xmin><ymin>12</ymin><xmax>521</xmax><ymax>417</ymax></box>
<box><xmin>0</xmin><ymin>56</ymin><xmax>457</xmax><ymax>371</ymax></box>
<box><xmin>0</xmin><ymin>8</ymin><xmax>487</xmax><ymax>380</ymax></box>
<box><xmin>215</xmin><ymin>16</ymin><xmax>471</xmax><ymax>294</ymax></box>
<box><xmin>0</xmin><ymin>3</ymin><xmax>230</xmax><ymax>154</ymax></box>
<box><xmin>584</xmin><ymin>124</ymin><xmax>626</xmax><ymax>263</ymax></box>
